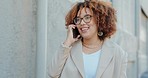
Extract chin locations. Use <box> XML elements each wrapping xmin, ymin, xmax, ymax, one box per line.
<box><xmin>81</xmin><ymin>35</ymin><xmax>91</xmax><ymax>39</ymax></box>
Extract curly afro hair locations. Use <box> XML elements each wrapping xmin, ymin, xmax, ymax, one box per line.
<box><xmin>65</xmin><ymin>1</ymin><xmax>117</xmax><ymax>41</ymax></box>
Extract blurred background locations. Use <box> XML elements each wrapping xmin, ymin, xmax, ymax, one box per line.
<box><xmin>0</xmin><ymin>0</ymin><xmax>148</xmax><ymax>78</ymax></box>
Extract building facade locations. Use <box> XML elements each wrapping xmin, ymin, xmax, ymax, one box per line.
<box><xmin>0</xmin><ymin>0</ymin><xmax>148</xmax><ymax>78</ymax></box>
<box><xmin>47</xmin><ymin>0</ymin><xmax>148</xmax><ymax>78</ymax></box>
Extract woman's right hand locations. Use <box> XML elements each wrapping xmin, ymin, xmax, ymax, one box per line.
<box><xmin>64</xmin><ymin>24</ymin><xmax>81</xmax><ymax>47</ymax></box>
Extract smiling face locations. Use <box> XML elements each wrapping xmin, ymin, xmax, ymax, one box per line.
<box><xmin>76</xmin><ymin>8</ymin><xmax>98</xmax><ymax>39</ymax></box>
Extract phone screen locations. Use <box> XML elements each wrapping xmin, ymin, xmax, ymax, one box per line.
<box><xmin>72</xmin><ymin>27</ymin><xmax>80</xmax><ymax>38</ymax></box>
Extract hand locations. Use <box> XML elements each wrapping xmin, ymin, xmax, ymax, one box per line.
<box><xmin>64</xmin><ymin>24</ymin><xmax>81</xmax><ymax>47</ymax></box>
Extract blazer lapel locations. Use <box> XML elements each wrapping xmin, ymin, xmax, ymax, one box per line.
<box><xmin>96</xmin><ymin>40</ymin><xmax>114</xmax><ymax>78</ymax></box>
<box><xmin>71</xmin><ymin>40</ymin><xmax>85</xmax><ymax>78</ymax></box>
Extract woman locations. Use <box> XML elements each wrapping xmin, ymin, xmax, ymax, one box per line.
<box><xmin>48</xmin><ymin>0</ymin><xmax>128</xmax><ymax>78</ymax></box>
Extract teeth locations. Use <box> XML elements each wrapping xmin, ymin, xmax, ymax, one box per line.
<box><xmin>81</xmin><ymin>27</ymin><xmax>89</xmax><ymax>33</ymax></box>
<box><xmin>81</xmin><ymin>28</ymin><xmax>88</xmax><ymax>31</ymax></box>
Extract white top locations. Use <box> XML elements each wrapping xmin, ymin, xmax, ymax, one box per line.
<box><xmin>83</xmin><ymin>50</ymin><xmax>101</xmax><ymax>78</ymax></box>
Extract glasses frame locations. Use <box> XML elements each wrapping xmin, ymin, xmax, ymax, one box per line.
<box><xmin>73</xmin><ymin>14</ymin><xmax>93</xmax><ymax>25</ymax></box>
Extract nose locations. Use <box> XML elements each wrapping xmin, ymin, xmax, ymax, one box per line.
<box><xmin>80</xmin><ymin>19</ymin><xmax>86</xmax><ymax>25</ymax></box>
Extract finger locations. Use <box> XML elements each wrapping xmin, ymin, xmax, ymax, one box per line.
<box><xmin>68</xmin><ymin>25</ymin><xmax>76</xmax><ymax>32</ymax></box>
<box><xmin>76</xmin><ymin>35</ymin><xmax>81</xmax><ymax>39</ymax></box>
<box><xmin>68</xmin><ymin>25</ymin><xmax>73</xmax><ymax>32</ymax></box>
<box><xmin>66</xmin><ymin>25</ymin><xmax>71</xmax><ymax>32</ymax></box>
<box><xmin>72</xmin><ymin>26</ymin><xmax>76</xmax><ymax>29</ymax></box>
<box><xmin>75</xmin><ymin>35</ymin><xmax>81</xmax><ymax>41</ymax></box>
<box><xmin>68</xmin><ymin>25</ymin><xmax>73</xmax><ymax>30</ymax></box>
<box><xmin>69</xmin><ymin>24</ymin><xmax>76</xmax><ymax>29</ymax></box>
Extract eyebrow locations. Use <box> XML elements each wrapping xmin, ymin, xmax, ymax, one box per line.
<box><xmin>77</xmin><ymin>14</ymin><xmax>91</xmax><ymax>18</ymax></box>
<box><xmin>77</xmin><ymin>8</ymin><xmax>92</xmax><ymax>17</ymax></box>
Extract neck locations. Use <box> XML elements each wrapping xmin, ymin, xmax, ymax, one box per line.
<box><xmin>82</xmin><ymin>36</ymin><xmax>102</xmax><ymax>46</ymax></box>
<box><xmin>82</xmin><ymin>36</ymin><xmax>103</xmax><ymax>54</ymax></box>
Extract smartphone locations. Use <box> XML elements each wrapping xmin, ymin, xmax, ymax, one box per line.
<box><xmin>72</xmin><ymin>27</ymin><xmax>80</xmax><ymax>38</ymax></box>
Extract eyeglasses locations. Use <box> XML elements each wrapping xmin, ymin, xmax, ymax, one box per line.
<box><xmin>73</xmin><ymin>15</ymin><xmax>93</xmax><ymax>25</ymax></box>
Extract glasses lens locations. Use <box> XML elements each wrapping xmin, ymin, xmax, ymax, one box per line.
<box><xmin>74</xmin><ymin>17</ymin><xmax>81</xmax><ymax>25</ymax></box>
<box><xmin>83</xmin><ymin>15</ymin><xmax>91</xmax><ymax>23</ymax></box>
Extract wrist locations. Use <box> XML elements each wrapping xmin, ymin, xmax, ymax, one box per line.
<box><xmin>63</xmin><ymin>40</ymin><xmax>72</xmax><ymax>47</ymax></box>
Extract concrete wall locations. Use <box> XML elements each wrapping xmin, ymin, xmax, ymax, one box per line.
<box><xmin>141</xmin><ymin>0</ymin><xmax>148</xmax><ymax>16</ymax></box>
<box><xmin>47</xmin><ymin>0</ymin><xmax>75</xmax><ymax>63</ymax></box>
<box><xmin>0</xmin><ymin>0</ymin><xmax>147</xmax><ymax>78</ymax></box>
<box><xmin>138</xmin><ymin>0</ymin><xmax>148</xmax><ymax>77</ymax></box>
<box><xmin>112</xmin><ymin>0</ymin><xmax>148</xmax><ymax>78</ymax></box>
<box><xmin>47</xmin><ymin>0</ymin><xmax>140</xmax><ymax>78</ymax></box>
<box><xmin>0</xmin><ymin>0</ymin><xmax>37</xmax><ymax>78</ymax></box>
<box><xmin>112</xmin><ymin>0</ymin><xmax>139</xmax><ymax>78</ymax></box>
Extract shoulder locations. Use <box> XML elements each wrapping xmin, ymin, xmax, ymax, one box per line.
<box><xmin>71</xmin><ymin>39</ymin><xmax>82</xmax><ymax>49</ymax></box>
<box><xmin>103</xmin><ymin>39</ymin><xmax>128</xmax><ymax>58</ymax></box>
